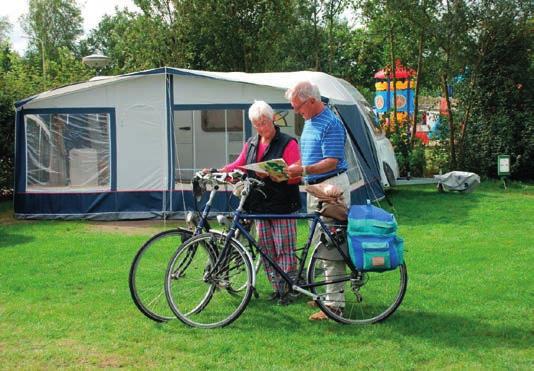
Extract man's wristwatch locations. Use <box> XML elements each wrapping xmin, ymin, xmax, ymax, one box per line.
<box><xmin>302</xmin><ymin>165</ymin><xmax>308</xmax><ymax>176</ymax></box>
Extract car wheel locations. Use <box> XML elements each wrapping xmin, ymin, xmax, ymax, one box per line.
<box><xmin>384</xmin><ymin>162</ymin><xmax>396</xmax><ymax>187</ymax></box>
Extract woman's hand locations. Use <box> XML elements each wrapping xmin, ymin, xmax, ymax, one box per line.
<box><xmin>202</xmin><ymin>167</ymin><xmax>221</xmax><ymax>174</ymax></box>
<box><xmin>255</xmin><ymin>171</ymin><xmax>269</xmax><ymax>178</ymax></box>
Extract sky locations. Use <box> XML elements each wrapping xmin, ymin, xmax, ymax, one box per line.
<box><xmin>0</xmin><ymin>0</ymin><xmax>140</xmax><ymax>54</ymax></box>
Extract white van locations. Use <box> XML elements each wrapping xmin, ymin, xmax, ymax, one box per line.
<box><xmin>337</xmin><ymin>79</ymin><xmax>400</xmax><ymax>188</ymax></box>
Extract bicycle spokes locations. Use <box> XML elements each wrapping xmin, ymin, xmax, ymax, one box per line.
<box><xmin>307</xmin><ymin>244</ymin><xmax>407</xmax><ymax>324</ymax></box>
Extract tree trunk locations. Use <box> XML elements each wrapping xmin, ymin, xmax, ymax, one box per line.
<box><xmin>328</xmin><ymin>22</ymin><xmax>333</xmax><ymax>73</ymax></box>
<box><xmin>441</xmin><ymin>73</ymin><xmax>456</xmax><ymax>169</ymax></box>
<box><xmin>412</xmin><ymin>31</ymin><xmax>424</xmax><ymax>149</ymax></box>
<box><xmin>457</xmin><ymin>102</ymin><xmax>472</xmax><ymax>167</ymax></box>
<box><xmin>389</xmin><ymin>31</ymin><xmax>397</xmax><ymax>128</ymax></box>
<box><xmin>313</xmin><ymin>1</ymin><xmax>320</xmax><ymax>71</ymax></box>
<box><xmin>459</xmin><ymin>59</ymin><xmax>483</xmax><ymax>165</ymax></box>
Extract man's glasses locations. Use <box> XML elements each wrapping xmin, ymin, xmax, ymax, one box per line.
<box><xmin>292</xmin><ymin>98</ymin><xmax>310</xmax><ymax>112</ymax></box>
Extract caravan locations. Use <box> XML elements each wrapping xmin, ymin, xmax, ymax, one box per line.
<box><xmin>14</xmin><ymin>68</ymin><xmax>397</xmax><ymax>219</ymax></box>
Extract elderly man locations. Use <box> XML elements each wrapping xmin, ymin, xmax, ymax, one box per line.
<box><xmin>286</xmin><ymin>81</ymin><xmax>350</xmax><ymax>320</ymax></box>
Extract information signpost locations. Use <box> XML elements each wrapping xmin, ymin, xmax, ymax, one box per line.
<box><xmin>497</xmin><ymin>155</ymin><xmax>510</xmax><ymax>189</ymax></box>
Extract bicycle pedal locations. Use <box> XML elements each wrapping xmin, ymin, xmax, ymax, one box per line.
<box><xmin>215</xmin><ymin>280</ymin><xmax>231</xmax><ymax>290</ymax></box>
<box><xmin>171</xmin><ymin>271</ymin><xmax>184</xmax><ymax>279</ymax></box>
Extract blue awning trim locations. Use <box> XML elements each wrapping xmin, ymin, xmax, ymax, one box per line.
<box><xmin>14</xmin><ymin>191</ymin><xmax>164</xmax><ymax>216</ymax></box>
<box><xmin>15</xmin><ymin>95</ymin><xmax>40</xmax><ymax>109</ymax></box>
<box><xmin>109</xmin><ymin>110</ymin><xmax>118</xmax><ymax>191</ymax></box>
<box><xmin>14</xmin><ymin>110</ymin><xmax>26</xmax><ymax>193</ymax></box>
<box><xmin>127</xmin><ymin>67</ymin><xmax>217</xmax><ymax>79</ymax></box>
<box><xmin>173</xmin><ymin>103</ymin><xmax>292</xmax><ymax>111</ymax></box>
<box><xmin>166</xmin><ymin>72</ymin><xmax>175</xmax><ymax>212</ymax></box>
<box><xmin>13</xmin><ymin>186</ymin><xmax>374</xmax><ymax>219</ymax></box>
<box><xmin>21</xmin><ymin>107</ymin><xmax>115</xmax><ymax>114</ymax></box>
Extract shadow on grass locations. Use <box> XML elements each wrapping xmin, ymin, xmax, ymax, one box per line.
<box><xmin>262</xmin><ymin>303</ymin><xmax>534</xmax><ymax>350</ymax></box>
<box><xmin>236</xmin><ymin>302</ymin><xmax>532</xmax><ymax>351</ymax></box>
<box><xmin>0</xmin><ymin>232</ymin><xmax>35</xmax><ymax>248</ymax></box>
<box><xmin>384</xmin><ymin>185</ymin><xmax>486</xmax><ymax>227</ymax></box>
<box><xmin>383</xmin><ymin>309</ymin><xmax>532</xmax><ymax>350</ymax></box>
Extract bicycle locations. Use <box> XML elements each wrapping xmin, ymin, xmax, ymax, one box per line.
<box><xmin>164</xmin><ymin>176</ymin><xmax>408</xmax><ymax>328</ymax></box>
<box><xmin>129</xmin><ymin>170</ymin><xmax>259</xmax><ymax>322</ymax></box>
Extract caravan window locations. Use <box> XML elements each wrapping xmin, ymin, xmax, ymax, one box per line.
<box><xmin>201</xmin><ymin>109</ymin><xmax>244</xmax><ymax>132</ymax></box>
<box><xmin>174</xmin><ymin>109</ymin><xmax>245</xmax><ymax>185</ymax></box>
<box><xmin>24</xmin><ymin>113</ymin><xmax>111</xmax><ymax>192</ymax></box>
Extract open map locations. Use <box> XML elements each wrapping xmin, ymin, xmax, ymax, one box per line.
<box><xmin>239</xmin><ymin>158</ymin><xmax>289</xmax><ymax>182</ymax></box>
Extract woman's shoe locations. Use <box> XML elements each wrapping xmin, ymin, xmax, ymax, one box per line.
<box><xmin>307</xmin><ymin>300</ymin><xmax>318</xmax><ymax>308</ymax></box>
<box><xmin>278</xmin><ymin>296</ymin><xmax>290</xmax><ymax>306</ymax></box>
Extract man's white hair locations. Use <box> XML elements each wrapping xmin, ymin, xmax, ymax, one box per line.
<box><xmin>248</xmin><ymin>100</ymin><xmax>274</xmax><ymax>122</ymax></box>
<box><xmin>284</xmin><ymin>80</ymin><xmax>321</xmax><ymax>101</ymax></box>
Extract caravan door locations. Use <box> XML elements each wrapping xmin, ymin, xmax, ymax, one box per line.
<box><xmin>174</xmin><ymin>111</ymin><xmax>194</xmax><ymax>182</ymax></box>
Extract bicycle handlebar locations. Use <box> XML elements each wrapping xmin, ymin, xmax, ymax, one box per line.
<box><xmin>193</xmin><ymin>170</ymin><xmax>244</xmax><ymax>187</ymax></box>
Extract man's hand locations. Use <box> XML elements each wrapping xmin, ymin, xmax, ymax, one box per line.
<box><xmin>287</xmin><ymin>163</ymin><xmax>303</xmax><ymax>178</ymax></box>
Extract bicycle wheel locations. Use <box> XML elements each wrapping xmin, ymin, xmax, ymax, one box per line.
<box><xmin>307</xmin><ymin>243</ymin><xmax>407</xmax><ymax>324</ymax></box>
<box><xmin>228</xmin><ymin>250</ymin><xmax>262</xmax><ymax>294</ymax></box>
<box><xmin>129</xmin><ymin>229</ymin><xmax>194</xmax><ymax>322</ymax></box>
<box><xmin>165</xmin><ymin>233</ymin><xmax>254</xmax><ymax>328</ymax></box>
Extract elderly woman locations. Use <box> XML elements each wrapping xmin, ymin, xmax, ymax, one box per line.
<box><xmin>217</xmin><ymin>100</ymin><xmax>301</xmax><ymax>304</ymax></box>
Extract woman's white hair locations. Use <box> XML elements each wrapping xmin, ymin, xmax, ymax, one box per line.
<box><xmin>284</xmin><ymin>80</ymin><xmax>321</xmax><ymax>101</ymax></box>
<box><xmin>248</xmin><ymin>100</ymin><xmax>274</xmax><ymax>122</ymax></box>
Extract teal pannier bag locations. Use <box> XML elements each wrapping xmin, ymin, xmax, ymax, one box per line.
<box><xmin>347</xmin><ymin>203</ymin><xmax>404</xmax><ymax>272</ymax></box>
<box><xmin>348</xmin><ymin>203</ymin><xmax>398</xmax><ymax>236</ymax></box>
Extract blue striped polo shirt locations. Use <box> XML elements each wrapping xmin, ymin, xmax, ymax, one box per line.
<box><xmin>300</xmin><ymin>107</ymin><xmax>348</xmax><ymax>183</ymax></box>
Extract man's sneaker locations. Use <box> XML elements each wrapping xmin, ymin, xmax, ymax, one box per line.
<box><xmin>267</xmin><ymin>292</ymin><xmax>280</xmax><ymax>301</ymax></box>
<box><xmin>308</xmin><ymin>310</ymin><xmax>328</xmax><ymax>320</ymax></box>
<box><xmin>308</xmin><ymin>306</ymin><xmax>343</xmax><ymax>321</ymax></box>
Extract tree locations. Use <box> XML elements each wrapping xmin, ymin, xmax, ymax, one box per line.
<box><xmin>21</xmin><ymin>0</ymin><xmax>83</xmax><ymax>61</ymax></box>
<box><xmin>179</xmin><ymin>0</ymin><xmax>300</xmax><ymax>72</ymax></box>
<box><xmin>0</xmin><ymin>16</ymin><xmax>10</xmax><ymax>45</ymax></box>
<box><xmin>0</xmin><ymin>48</ymin><xmax>45</xmax><ymax>196</ymax></box>
<box><xmin>83</xmin><ymin>10</ymin><xmax>173</xmax><ymax>74</ymax></box>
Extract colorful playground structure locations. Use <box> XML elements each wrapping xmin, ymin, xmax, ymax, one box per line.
<box><xmin>374</xmin><ymin>59</ymin><xmax>416</xmax><ymax>124</ymax></box>
<box><xmin>373</xmin><ymin>60</ymin><xmax>445</xmax><ymax>144</ymax></box>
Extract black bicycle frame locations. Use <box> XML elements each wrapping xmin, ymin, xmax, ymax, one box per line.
<box><xmin>216</xmin><ymin>208</ymin><xmax>356</xmax><ymax>291</ymax></box>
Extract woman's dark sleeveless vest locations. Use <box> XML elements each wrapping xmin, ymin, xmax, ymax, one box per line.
<box><xmin>243</xmin><ymin>126</ymin><xmax>301</xmax><ymax>214</ymax></box>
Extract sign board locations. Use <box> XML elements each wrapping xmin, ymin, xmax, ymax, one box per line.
<box><xmin>497</xmin><ymin>155</ymin><xmax>510</xmax><ymax>176</ymax></box>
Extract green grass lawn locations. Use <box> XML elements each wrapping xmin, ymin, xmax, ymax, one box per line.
<box><xmin>1</xmin><ymin>181</ymin><xmax>533</xmax><ymax>369</ymax></box>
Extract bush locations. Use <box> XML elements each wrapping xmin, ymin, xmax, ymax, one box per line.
<box><xmin>426</xmin><ymin>144</ymin><xmax>450</xmax><ymax>176</ymax></box>
<box><xmin>0</xmin><ymin>90</ymin><xmax>14</xmax><ymax>197</ymax></box>
<box><xmin>409</xmin><ymin>141</ymin><xmax>426</xmax><ymax>177</ymax></box>
<box><xmin>457</xmin><ymin>15</ymin><xmax>533</xmax><ymax>180</ymax></box>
